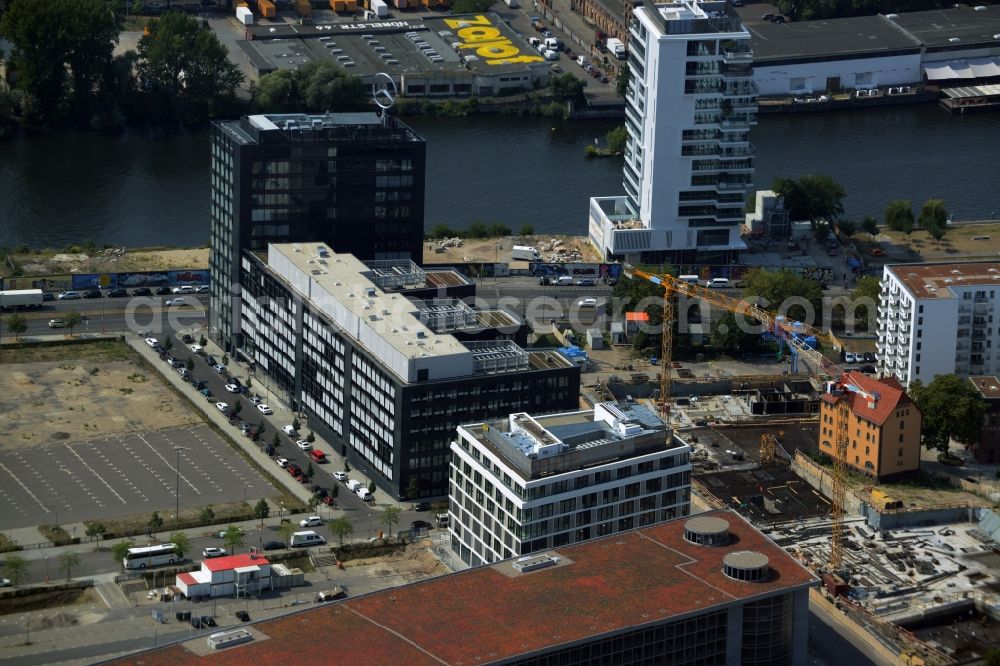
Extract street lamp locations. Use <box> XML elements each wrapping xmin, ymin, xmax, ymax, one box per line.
<box><xmin>174</xmin><ymin>447</ymin><xmax>189</xmax><ymax>522</ymax></box>
<box><xmin>368</xmin><ymin>512</ymin><xmax>373</xmax><ymax>540</ymax></box>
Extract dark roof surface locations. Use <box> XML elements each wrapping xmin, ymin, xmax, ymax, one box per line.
<box><xmin>888</xmin><ymin>6</ymin><xmax>1000</xmax><ymax>48</ymax></box>
<box><xmin>111</xmin><ymin>510</ymin><xmax>816</xmax><ymax>666</ymax></box>
<box><xmin>750</xmin><ymin>15</ymin><xmax>920</xmax><ymax>62</ymax></box>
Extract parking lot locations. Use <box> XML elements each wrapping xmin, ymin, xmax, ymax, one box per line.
<box><xmin>0</xmin><ymin>424</ymin><xmax>275</xmax><ymax>530</ymax></box>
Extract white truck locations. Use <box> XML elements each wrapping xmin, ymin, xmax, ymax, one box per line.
<box><xmin>606</xmin><ymin>38</ymin><xmax>626</xmax><ymax>59</ymax></box>
<box><xmin>370</xmin><ymin>0</ymin><xmax>389</xmax><ymax>17</ymax></box>
<box><xmin>0</xmin><ymin>289</ymin><xmax>43</xmax><ymax>310</ymax></box>
<box><xmin>511</xmin><ymin>245</ymin><xmax>540</xmax><ymax>261</ymax></box>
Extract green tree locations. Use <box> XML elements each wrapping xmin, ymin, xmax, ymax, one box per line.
<box><xmin>148</xmin><ymin>511</ymin><xmax>164</xmax><ymax>534</ymax></box>
<box><xmin>306</xmin><ymin>462</ymin><xmax>314</xmax><ymax>479</ymax></box>
<box><xmin>162</xmin><ymin>336</ymin><xmax>173</xmax><ymax>351</ymax></box>
<box><xmin>837</xmin><ymin>220</ymin><xmax>856</xmax><ymax>238</ymax></box>
<box><xmin>199</xmin><ymin>505</ymin><xmax>215</xmax><ymax>525</ymax></box>
<box><xmin>169</xmin><ymin>531</ymin><xmax>191</xmax><ymax>559</ymax></box>
<box><xmin>0</xmin><ymin>0</ymin><xmax>120</xmax><ymax>123</ymax></box>
<box><xmin>136</xmin><ymin>11</ymin><xmax>243</xmax><ymax>122</ymax></box>
<box><xmin>64</xmin><ymin>310</ymin><xmax>82</xmax><ymax>336</ymax></box>
<box><xmin>616</xmin><ymin>60</ymin><xmax>630</xmax><ymax>98</ymax></box>
<box><xmin>708</xmin><ymin>311</ymin><xmax>756</xmax><ymax>354</ymax></box>
<box><xmin>306</xmin><ymin>431</ymin><xmax>315</xmax><ymax>443</ymax></box>
<box><xmin>272</xmin><ymin>432</ymin><xmax>280</xmax><ymax>448</ymax></box>
<box><xmin>850</xmin><ymin>276</ymin><xmax>881</xmax><ymax>331</ymax></box>
<box><xmin>5</xmin><ymin>314</ymin><xmax>27</xmax><ymax>340</ymax></box>
<box><xmin>255</xmin><ymin>62</ymin><xmax>366</xmax><ymax>114</ymax></box>
<box><xmin>199</xmin><ymin>334</ymin><xmax>207</xmax><ymax>347</ymax></box>
<box><xmin>772</xmin><ymin>175</ymin><xmax>846</xmax><ymax>224</ymax></box>
<box><xmin>406</xmin><ymin>478</ymin><xmax>420</xmax><ymax>501</ymax></box>
<box><xmin>254</xmin><ymin>498</ymin><xmax>270</xmax><ymax>526</ymax></box>
<box><xmin>327</xmin><ymin>516</ymin><xmax>353</xmax><ymax>546</ymax></box>
<box><xmin>222</xmin><ymin>525</ymin><xmax>244</xmax><ymax>553</ymax></box>
<box><xmin>234</xmin><ymin>401</ymin><xmax>242</xmax><ymax>416</ymax></box>
<box><xmin>429</xmin><ymin>224</ymin><xmax>455</xmax><ymax>239</ymax></box>
<box><xmin>983</xmin><ymin>647</ymin><xmax>1000</xmax><ymax>666</ymax></box>
<box><xmin>380</xmin><ymin>506</ymin><xmax>401</xmax><ymax>536</ymax></box>
<box><xmin>884</xmin><ymin>199</ymin><xmax>914</xmax><ymax>232</ymax></box>
<box><xmin>909</xmin><ymin>375</ymin><xmax>988</xmax><ymax>453</ymax></box>
<box><xmin>928</xmin><ymin>224</ymin><xmax>947</xmax><ymax>245</ymax></box>
<box><xmin>85</xmin><ymin>522</ymin><xmax>106</xmax><ymax>548</ymax></box>
<box><xmin>292</xmin><ymin>417</ymin><xmax>300</xmax><ymax>431</ymax></box>
<box><xmin>111</xmin><ymin>539</ymin><xmax>134</xmax><ymax>567</ymax></box>
<box><xmin>519</xmin><ymin>224</ymin><xmax>535</xmax><ymax>237</ymax></box>
<box><xmin>605</xmin><ymin>126</ymin><xmax>628</xmax><ymax>154</ymax></box>
<box><xmin>58</xmin><ymin>551</ymin><xmax>80</xmax><ymax>581</ymax></box>
<box><xmin>185</xmin><ymin>356</ymin><xmax>195</xmax><ymax>371</ymax></box>
<box><xmin>861</xmin><ymin>215</ymin><xmax>880</xmax><ymax>241</ymax></box>
<box><xmin>549</xmin><ymin>73</ymin><xmax>586</xmax><ymax>105</ymax></box>
<box><xmin>918</xmin><ymin>198</ymin><xmax>948</xmax><ymax>230</ymax></box>
<box><xmin>2</xmin><ymin>554</ymin><xmax>28</xmax><ymax>586</ymax></box>
<box><xmin>741</xmin><ymin>268</ymin><xmax>823</xmax><ymax>324</ymax></box>
<box><xmin>278</xmin><ymin>521</ymin><xmax>298</xmax><ymax>546</ymax></box>
<box><xmin>368</xmin><ymin>480</ymin><xmax>377</xmax><ymax>494</ymax></box>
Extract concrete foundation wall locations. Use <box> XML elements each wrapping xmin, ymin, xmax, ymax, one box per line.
<box><xmin>863</xmin><ymin>504</ymin><xmax>974</xmax><ymax>531</ymax></box>
<box><xmin>790</xmin><ymin>452</ymin><xmax>865</xmax><ymax>515</ymax></box>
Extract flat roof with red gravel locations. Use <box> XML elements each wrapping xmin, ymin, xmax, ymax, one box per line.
<box><xmin>111</xmin><ymin>510</ymin><xmax>816</xmax><ymax>666</ymax></box>
<box><xmin>202</xmin><ymin>554</ymin><xmax>269</xmax><ymax>572</ymax></box>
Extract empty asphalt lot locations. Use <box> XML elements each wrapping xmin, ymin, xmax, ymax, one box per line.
<box><xmin>0</xmin><ymin>424</ymin><xmax>275</xmax><ymax>531</ymax></box>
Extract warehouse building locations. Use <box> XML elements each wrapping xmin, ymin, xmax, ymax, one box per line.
<box><xmin>449</xmin><ymin>401</ymin><xmax>691</xmax><ymax>566</ymax></box>
<box><xmin>239</xmin><ymin>243</ymin><xmax>580</xmax><ymax>499</ymax></box>
<box><xmin>237</xmin><ymin>14</ymin><xmax>551</xmax><ymax>97</ymax></box>
<box><xmin>113</xmin><ymin>510</ymin><xmax>818</xmax><ymax>666</ymax></box>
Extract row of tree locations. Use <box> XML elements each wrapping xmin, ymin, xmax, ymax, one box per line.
<box><xmin>0</xmin><ymin>0</ymin><xmax>243</xmax><ymax>127</ymax></box>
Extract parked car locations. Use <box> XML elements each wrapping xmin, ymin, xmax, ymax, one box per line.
<box><xmin>172</xmin><ymin>285</ymin><xmax>196</xmax><ymax>294</ymax></box>
<box><xmin>300</xmin><ymin>515</ymin><xmax>323</xmax><ymax>528</ymax></box>
<box><xmin>190</xmin><ymin>616</ymin><xmax>201</xmax><ymax>629</ymax></box>
<box><xmin>202</xmin><ymin>547</ymin><xmax>227</xmax><ymax>558</ymax></box>
<box><xmin>190</xmin><ymin>345</ymin><xmax>205</xmax><ymax>354</ymax></box>
<box><xmin>576</xmin><ymin>298</ymin><xmax>598</xmax><ymax>308</ymax></box>
<box><xmin>414</xmin><ymin>502</ymin><xmax>431</xmax><ymax>512</ymax></box>
<box><xmin>858</xmin><ymin>365</ymin><xmax>877</xmax><ymax>374</ymax></box>
<box><xmin>870</xmin><ymin>248</ymin><xmax>887</xmax><ymax>257</ymax></box>
<box><xmin>154</xmin><ymin>286</ymin><xmax>171</xmax><ymax>295</ymax></box>
<box><xmin>235</xmin><ymin>610</ymin><xmax>251</xmax><ymax>622</ymax></box>
<box><xmin>42</xmin><ymin>292</ymin><xmax>55</xmax><ymax>301</ymax></box>
<box><xmin>0</xmin><ymin>578</ymin><xmax>12</xmax><ymax>587</ymax></box>
<box><xmin>256</xmin><ymin>403</ymin><xmax>273</xmax><ymax>415</ymax></box>
<box><xmin>308</xmin><ymin>449</ymin><xmax>327</xmax><ymax>463</ymax></box>
<box><xmin>196</xmin><ymin>285</ymin><xmax>210</xmax><ymax>294</ymax></box>
<box><xmin>58</xmin><ymin>290</ymin><xmax>81</xmax><ymax>300</ymax></box>
<box><xmin>216</xmin><ymin>402</ymin><xmax>229</xmax><ymax>413</ymax></box>
<box><xmin>106</xmin><ymin>288</ymin><xmax>127</xmax><ymax>298</ymax></box>
<box><xmin>181</xmin><ymin>334</ymin><xmax>194</xmax><ymax>344</ymax></box>
<box><xmin>199</xmin><ymin>388</ymin><xmax>212</xmax><ymax>397</ymax></box>
<box><xmin>83</xmin><ymin>289</ymin><xmax>102</xmax><ymax>299</ymax></box>
<box><xmin>844</xmin><ymin>352</ymin><xmax>859</xmax><ymax>364</ymax></box>
<box><xmin>296</xmin><ymin>439</ymin><xmax>312</xmax><ymax>451</ymax></box>
<box><xmin>410</xmin><ymin>520</ymin><xmax>432</xmax><ymax>531</ymax></box>
<box><xmin>333</xmin><ymin>471</ymin><xmax>348</xmax><ymax>482</ymax></box>
<box><xmin>321</xmin><ymin>495</ymin><xmax>337</xmax><ymax>506</ymax></box>
<box><xmin>200</xmin><ymin>616</ymin><xmax>217</xmax><ymax>627</ymax></box>
<box><xmin>276</xmin><ymin>458</ymin><xmax>289</xmax><ymax>468</ymax></box>
<box><xmin>262</xmin><ymin>541</ymin><xmax>285</xmax><ymax>551</ymax></box>
<box><xmin>575</xmin><ymin>278</ymin><xmax>595</xmax><ymax>286</ymax></box>
<box><xmin>132</xmin><ymin>287</ymin><xmax>152</xmax><ymax>296</ymax></box>
<box><xmin>225</xmin><ymin>383</ymin><xmax>241</xmax><ymax>393</ymax></box>
<box><xmin>204</xmin><ymin>355</ymin><xmax>217</xmax><ymax>366</ymax></box>
<box><xmin>145</xmin><ymin>337</ymin><xmax>159</xmax><ymax>348</ymax></box>
<box><xmin>48</xmin><ymin>319</ymin><xmax>67</xmax><ymax>328</ymax></box>
<box><xmin>863</xmin><ymin>352</ymin><xmax>876</xmax><ymax>363</ymax></box>
<box><xmin>212</xmin><ymin>364</ymin><xmax>227</xmax><ymax>373</ymax></box>
<box><xmin>164</xmin><ymin>297</ymin><xmax>189</xmax><ymax>307</ymax></box>
<box><xmin>282</xmin><ymin>425</ymin><xmax>297</xmax><ymax>436</ymax></box>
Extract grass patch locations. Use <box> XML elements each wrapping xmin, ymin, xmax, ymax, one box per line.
<box><xmin>530</xmin><ymin>333</ymin><xmax>562</xmax><ymax>347</ymax></box>
<box><xmin>334</xmin><ymin>539</ymin><xmax>407</xmax><ymax>563</ymax></box>
<box><xmin>86</xmin><ymin>500</ymin><xmax>256</xmax><ymax>540</ymax></box>
<box><xmin>936</xmin><ymin>452</ymin><xmax>965</xmax><ymax>467</ymax></box>
<box><xmin>0</xmin><ymin>338</ymin><xmax>135</xmax><ymax>365</ymax></box>
<box><xmin>38</xmin><ymin>524</ymin><xmax>75</xmax><ymax>546</ymax></box>
<box><xmin>0</xmin><ymin>533</ymin><xmax>21</xmax><ymax>553</ymax></box>
<box><xmin>886</xmin><ymin>470</ymin><xmax>958</xmax><ymax>492</ymax></box>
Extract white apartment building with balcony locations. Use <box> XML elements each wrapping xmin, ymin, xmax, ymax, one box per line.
<box><xmin>589</xmin><ymin>1</ymin><xmax>757</xmax><ymax>266</ymax></box>
<box><xmin>448</xmin><ymin>402</ymin><xmax>692</xmax><ymax>567</ymax></box>
<box><xmin>878</xmin><ymin>262</ymin><xmax>1000</xmax><ymax>387</ymax></box>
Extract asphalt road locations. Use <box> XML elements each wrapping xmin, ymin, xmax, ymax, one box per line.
<box><xmin>10</xmin><ymin>294</ymin><xmax>208</xmax><ymax>336</ymax></box>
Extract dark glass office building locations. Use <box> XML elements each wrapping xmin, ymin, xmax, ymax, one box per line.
<box><xmin>209</xmin><ymin>112</ymin><xmax>426</xmax><ymax>351</ymax></box>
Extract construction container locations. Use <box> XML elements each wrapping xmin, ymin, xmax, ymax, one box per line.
<box><xmin>330</xmin><ymin>0</ymin><xmax>357</xmax><ymax>10</ymax></box>
<box><xmin>821</xmin><ymin>572</ymin><xmax>849</xmax><ymax>598</ymax></box>
<box><xmin>258</xmin><ymin>0</ymin><xmax>275</xmax><ymax>18</ymax></box>
<box><xmin>295</xmin><ymin>0</ymin><xmax>312</xmax><ymax>16</ymax></box>
<box><xmin>370</xmin><ymin>0</ymin><xmax>388</xmax><ymax>16</ymax></box>
<box><xmin>236</xmin><ymin>7</ymin><xmax>254</xmax><ymax>24</ymax></box>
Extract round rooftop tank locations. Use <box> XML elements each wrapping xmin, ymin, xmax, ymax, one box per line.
<box><xmin>722</xmin><ymin>550</ymin><xmax>770</xmax><ymax>582</ymax></box>
<box><xmin>683</xmin><ymin>516</ymin><xmax>730</xmax><ymax>546</ymax></box>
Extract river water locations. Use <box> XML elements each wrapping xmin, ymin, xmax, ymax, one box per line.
<box><xmin>1</xmin><ymin>104</ymin><xmax>998</xmax><ymax>249</ymax></box>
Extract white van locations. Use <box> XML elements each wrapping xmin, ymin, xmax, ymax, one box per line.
<box><xmin>346</xmin><ymin>479</ymin><xmax>363</xmax><ymax>492</ymax></box>
<box><xmin>554</xmin><ymin>275</ymin><xmax>573</xmax><ymax>286</ymax></box>
<box><xmin>289</xmin><ymin>530</ymin><xmax>326</xmax><ymax>547</ymax></box>
<box><xmin>356</xmin><ymin>488</ymin><xmax>373</xmax><ymax>502</ymax></box>
<box><xmin>678</xmin><ymin>275</ymin><xmax>699</xmax><ymax>285</ymax></box>
<box><xmin>707</xmin><ymin>278</ymin><xmax>731</xmax><ymax>289</ymax></box>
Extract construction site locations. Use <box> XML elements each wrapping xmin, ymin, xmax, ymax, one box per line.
<box><xmin>582</xmin><ymin>268</ymin><xmax>1000</xmax><ymax>665</ymax></box>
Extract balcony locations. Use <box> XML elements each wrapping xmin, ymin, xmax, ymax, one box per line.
<box><xmin>722</xmin><ymin>49</ymin><xmax>753</xmax><ymax>63</ymax></box>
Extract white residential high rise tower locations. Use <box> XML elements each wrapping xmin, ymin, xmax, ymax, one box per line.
<box><xmin>589</xmin><ymin>1</ymin><xmax>757</xmax><ymax>265</ymax></box>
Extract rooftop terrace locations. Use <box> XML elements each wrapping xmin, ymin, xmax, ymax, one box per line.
<box><xmin>110</xmin><ymin>510</ymin><xmax>818</xmax><ymax>666</ymax></box>
<box><xmin>887</xmin><ymin>261</ymin><xmax>1000</xmax><ymax>299</ymax></box>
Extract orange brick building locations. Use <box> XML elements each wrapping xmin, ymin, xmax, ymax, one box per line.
<box><xmin>818</xmin><ymin>372</ymin><xmax>922</xmax><ymax>480</ymax></box>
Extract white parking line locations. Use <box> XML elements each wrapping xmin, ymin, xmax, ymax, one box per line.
<box><xmin>63</xmin><ymin>445</ymin><xmax>128</xmax><ymax>504</ymax></box>
<box><xmin>137</xmin><ymin>434</ymin><xmax>201</xmax><ymax>495</ymax></box>
<box><xmin>0</xmin><ymin>460</ymin><xmax>49</xmax><ymax>513</ymax></box>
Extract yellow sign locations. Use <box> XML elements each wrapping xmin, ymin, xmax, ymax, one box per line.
<box><xmin>444</xmin><ymin>15</ymin><xmax>544</xmax><ymax>66</ymax></box>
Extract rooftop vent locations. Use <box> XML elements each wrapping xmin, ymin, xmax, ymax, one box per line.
<box><xmin>722</xmin><ymin>551</ymin><xmax>770</xmax><ymax>582</ymax></box>
<box><xmin>512</xmin><ymin>554</ymin><xmax>561</xmax><ymax>573</ymax></box>
<box><xmin>684</xmin><ymin>516</ymin><xmax>730</xmax><ymax>546</ymax></box>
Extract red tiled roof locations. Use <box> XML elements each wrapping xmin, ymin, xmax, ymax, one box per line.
<box><xmin>823</xmin><ymin>371</ymin><xmax>915</xmax><ymax>426</ymax></box>
<box><xmin>112</xmin><ymin>511</ymin><xmax>816</xmax><ymax>666</ymax></box>
<box><xmin>203</xmin><ymin>554</ymin><xmax>269</xmax><ymax>572</ymax></box>
<box><xmin>176</xmin><ymin>573</ymin><xmax>198</xmax><ymax>586</ymax></box>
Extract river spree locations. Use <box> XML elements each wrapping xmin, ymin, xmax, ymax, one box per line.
<box><xmin>1</xmin><ymin>104</ymin><xmax>997</xmax><ymax>249</ymax></box>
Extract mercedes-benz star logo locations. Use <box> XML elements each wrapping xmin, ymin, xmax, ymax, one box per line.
<box><xmin>372</xmin><ymin>72</ymin><xmax>397</xmax><ymax>111</ymax></box>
